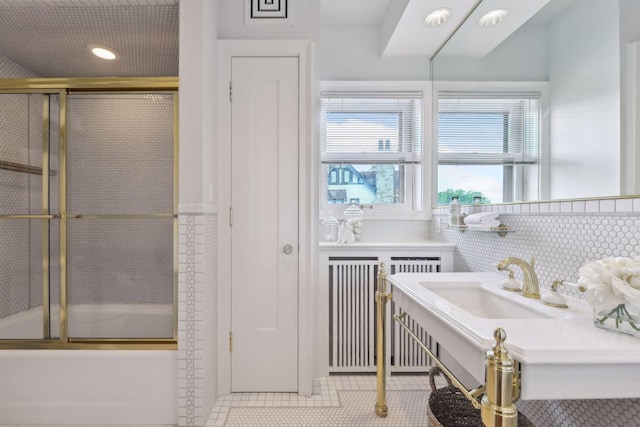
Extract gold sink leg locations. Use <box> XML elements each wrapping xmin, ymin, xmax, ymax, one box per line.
<box><xmin>375</xmin><ymin>262</ymin><xmax>392</xmax><ymax>417</ymax></box>
<box><xmin>481</xmin><ymin>328</ymin><xmax>519</xmax><ymax>427</ymax></box>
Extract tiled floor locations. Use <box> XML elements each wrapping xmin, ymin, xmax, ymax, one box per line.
<box><xmin>206</xmin><ymin>374</ymin><xmax>439</xmax><ymax>427</ymax></box>
<box><xmin>0</xmin><ymin>374</ymin><xmax>436</xmax><ymax>427</ymax></box>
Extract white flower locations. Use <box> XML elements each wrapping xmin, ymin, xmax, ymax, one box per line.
<box><xmin>578</xmin><ymin>257</ymin><xmax>640</xmax><ymax>313</ymax></box>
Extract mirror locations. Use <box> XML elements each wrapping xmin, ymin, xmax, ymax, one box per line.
<box><xmin>431</xmin><ymin>0</ymin><xmax>640</xmax><ymax>203</ymax></box>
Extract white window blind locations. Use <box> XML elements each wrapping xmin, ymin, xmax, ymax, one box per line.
<box><xmin>321</xmin><ymin>92</ymin><xmax>423</xmax><ymax>164</ymax></box>
<box><xmin>438</xmin><ymin>93</ymin><xmax>540</xmax><ymax>165</ymax></box>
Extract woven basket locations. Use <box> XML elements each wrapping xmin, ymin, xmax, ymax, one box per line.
<box><xmin>427</xmin><ymin>366</ymin><xmax>535</xmax><ymax>427</ymax></box>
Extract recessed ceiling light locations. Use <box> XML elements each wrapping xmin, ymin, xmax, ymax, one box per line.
<box><xmin>424</xmin><ymin>8</ymin><xmax>452</xmax><ymax>27</ymax></box>
<box><xmin>87</xmin><ymin>44</ymin><xmax>120</xmax><ymax>61</ymax></box>
<box><xmin>478</xmin><ymin>8</ymin><xmax>510</xmax><ymax>28</ymax></box>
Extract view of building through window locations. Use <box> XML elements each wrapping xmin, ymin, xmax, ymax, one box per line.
<box><xmin>321</xmin><ymin>93</ymin><xmax>422</xmax><ymax>209</ymax></box>
<box><xmin>327</xmin><ymin>164</ymin><xmax>402</xmax><ymax>204</ymax></box>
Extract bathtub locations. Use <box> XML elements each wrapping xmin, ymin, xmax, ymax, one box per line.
<box><xmin>0</xmin><ymin>305</ymin><xmax>177</xmax><ymax>425</ymax></box>
<box><xmin>0</xmin><ymin>303</ymin><xmax>174</xmax><ymax>339</ymax></box>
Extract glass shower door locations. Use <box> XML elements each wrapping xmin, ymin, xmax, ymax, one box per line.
<box><xmin>0</xmin><ymin>92</ymin><xmax>60</xmax><ymax>340</ymax></box>
<box><xmin>65</xmin><ymin>92</ymin><xmax>176</xmax><ymax>340</ymax></box>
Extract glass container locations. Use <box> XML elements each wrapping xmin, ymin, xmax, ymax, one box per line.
<box><xmin>321</xmin><ymin>216</ymin><xmax>340</xmax><ymax>242</ymax></box>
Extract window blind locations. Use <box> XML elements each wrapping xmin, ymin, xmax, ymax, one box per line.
<box><xmin>320</xmin><ymin>91</ymin><xmax>423</xmax><ymax>164</ymax></box>
<box><xmin>437</xmin><ymin>92</ymin><xmax>540</xmax><ymax>165</ymax></box>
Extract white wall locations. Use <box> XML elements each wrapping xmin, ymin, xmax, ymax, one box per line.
<box><xmin>316</xmin><ymin>21</ymin><xmax>432</xmax><ymax>240</ymax></box>
<box><xmin>319</xmin><ymin>24</ymin><xmax>430</xmax><ymax>80</ymax></box>
<box><xmin>178</xmin><ymin>1</ymin><xmax>219</xmax><ymax>426</ymax></box>
<box><xmin>218</xmin><ymin>1</ymin><xmax>428</xmax><ymax>81</ymax></box>
<box><xmin>217</xmin><ymin>0</ymin><xmax>320</xmax><ymax>40</ymax></box>
<box><xmin>179</xmin><ymin>2</ymin><xmax>204</xmax><ymax>204</ymax></box>
<box><xmin>217</xmin><ymin>1</ymin><xmax>432</xmax><ymax>242</ymax></box>
<box><xmin>179</xmin><ymin>0</ymin><xmax>219</xmax><ymax>206</ymax></box>
<box><xmin>431</xmin><ymin>24</ymin><xmax>547</xmax><ymax>81</ymax></box>
<box><xmin>547</xmin><ymin>0</ymin><xmax>620</xmax><ymax>199</ymax></box>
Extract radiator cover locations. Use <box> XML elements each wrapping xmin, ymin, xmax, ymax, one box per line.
<box><xmin>328</xmin><ymin>256</ymin><xmax>441</xmax><ymax>372</ymax></box>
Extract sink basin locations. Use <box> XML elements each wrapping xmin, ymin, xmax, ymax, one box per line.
<box><xmin>387</xmin><ymin>272</ymin><xmax>640</xmax><ymax>400</ymax></box>
<box><xmin>419</xmin><ymin>281</ymin><xmax>549</xmax><ymax>319</ymax></box>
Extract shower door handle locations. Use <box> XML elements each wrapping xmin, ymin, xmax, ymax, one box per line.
<box><xmin>282</xmin><ymin>244</ymin><xmax>293</xmax><ymax>255</ymax></box>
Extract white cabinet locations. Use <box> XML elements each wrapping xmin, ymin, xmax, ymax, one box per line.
<box><xmin>316</xmin><ymin>243</ymin><xmax>454</xmax><ymax>375</ymax></box>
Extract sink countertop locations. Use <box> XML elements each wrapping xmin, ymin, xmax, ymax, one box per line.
<box><xmin>388</xmin><ymin>272</ymin><xmax>640</xmax><ymax>400</ymax></box>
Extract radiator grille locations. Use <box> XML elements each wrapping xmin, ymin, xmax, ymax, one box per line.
<box><xmin>328</xmin><ymin>256</ymin><xmax>440</xmax><ymax>372</ymax></box>
<box><xmin>390</xmin><ymin>257</ymin><xmax>440</xmax><ymax>372</ymax></box>
<box><xmin>390</xmin><ymin>256</ymin><xmax>441</xmax><ymax>274</ymax></box>
<box><xmin>328</xmin><ymin>257</ymin><xmax>378</xmax><ymax>372</ymax></box>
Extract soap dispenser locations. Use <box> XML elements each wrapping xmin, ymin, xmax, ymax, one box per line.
<box><xmin>449</xmin><ymin>196</ymin><xmax>461</xmax><ymax>225</ymax></box>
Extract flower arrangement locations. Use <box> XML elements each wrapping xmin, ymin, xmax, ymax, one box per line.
<box><xmin>578</xmin><ymin>256</ymin><xmax>640</xmax><ymax>337</ymax></box>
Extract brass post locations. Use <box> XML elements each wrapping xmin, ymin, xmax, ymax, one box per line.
<box><xmin>374</xmin><ymin>262</ymin><xmax>392</xmax><ymax>417</ymax></box>
<box><xmin>481</xmin><ymin>328</ymin><xmax>519</xmax><ymax>427</ymax></box>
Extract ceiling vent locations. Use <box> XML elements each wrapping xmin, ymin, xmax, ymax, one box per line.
<box><xmin>246</xmin><ymin>0</ymin><xmax>292</xmax><ymax>25</ymax></box>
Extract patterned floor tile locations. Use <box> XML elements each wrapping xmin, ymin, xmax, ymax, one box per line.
<box><xmin>206</xmin><ymin>374</ymin><xmax>432</xmax><ymax>426</ymax></box>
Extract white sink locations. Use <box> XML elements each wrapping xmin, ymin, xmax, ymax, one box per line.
<box><xmin>387</xmin><ymin>272</ymin><xmax>640</xmax><ymax>400</ymax></box>
<box><xmin>419</xmin><ymin>281</ymin><xmax>549</xmax><ymax>319</ymax></box>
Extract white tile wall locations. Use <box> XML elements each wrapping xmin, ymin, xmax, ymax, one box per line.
<box><xmin>178</xmin><ymin>204</ymin><xmax>218</xmax><ymax>427</ymax></box>
<box><xmin>431</xmin><ymin>196</ymin><xmax>640</xmax><ymax>425</ymax></box>
<box><xmin>600</xmin><ymin>198</ymin><xmax>616</xmax><ymax>212</ymax></box>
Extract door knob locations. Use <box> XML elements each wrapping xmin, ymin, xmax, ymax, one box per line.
<box><xmin>283</xmin><ymin>244</ymin><xmax>293</xmax><ymax>254</ymax></box>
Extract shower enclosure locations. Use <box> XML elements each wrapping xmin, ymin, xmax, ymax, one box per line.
<box><xmin>0</xmin><ymin>78</ymin><xmax>178</xmax><ymax>348</ymax></box>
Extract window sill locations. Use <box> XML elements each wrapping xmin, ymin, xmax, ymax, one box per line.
<box><xmin>318</xmin><ymin>241</ymin><xmax>455</xmax><ymax>251</ymax></box>
<box><xmin>320</xmin><ymin>209</ymin><xmax>430</xmax><ymax>221</ymax></box>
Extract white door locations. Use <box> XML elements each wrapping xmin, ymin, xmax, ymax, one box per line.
<box><xmin>230</xmin><ymin>56</ymin><xmax>299</xmax><ymax>392</ymax></box>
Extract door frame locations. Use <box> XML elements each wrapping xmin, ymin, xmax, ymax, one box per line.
<box><xmin>218</xmin><ymin>40</ymin><xmax>314</xmax><ymax>396</ymax></box>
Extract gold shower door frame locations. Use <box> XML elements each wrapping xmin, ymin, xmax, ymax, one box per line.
<box><xmin>0</xmin><ymin>78</ymin><xmax>178</xmax><ymax>350</ymax></box>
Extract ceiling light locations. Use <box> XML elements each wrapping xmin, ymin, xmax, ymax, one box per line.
<box><xmin>478</xmin><ymin>8</ymin><xmax>509</xmax><ymax>28</ymax></box>
<box><xmin>87</xmin><ymin>44</ymin><xmax>119</xmax><ymax>61</ymax></box>
<box><xmin>424</xmin><ymin>8</ymin><xmax>452</xmax><ymax>27</ymax></box>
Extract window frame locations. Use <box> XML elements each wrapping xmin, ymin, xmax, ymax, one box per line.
<box><xmin>319</xmin><ymin>81</ymin><xmax>432</xmax><ymax>220</ymax></box>
<box><xmin>432</xmin><ymin>81</ymin><xmax>549</xmax><ymax>206</ymax></box>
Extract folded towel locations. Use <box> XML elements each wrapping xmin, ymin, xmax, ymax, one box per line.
<box><xmin>465</xmin><ymin>221</ymin><xmax>501</xmax><ymax>230</ymax></box>
<box><xmin>463</xmin><ymin>211</ymin><xmax>499</xmax><ymax>225</ymax></box>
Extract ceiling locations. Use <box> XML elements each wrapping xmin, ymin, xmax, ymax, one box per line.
<box><xmin>0</xmin><ymin>0</ymin><xmax>178</xmax><ymax>78</ymax></box>
<box><xmin>0</xmin><ymin>0</ymin><xmax>560</xmax><ymax>78</ymax></box>
<box><xmin>436</xmin><ymin>0</ymin><xmax>554</xmax><ymax>58</ymax></box>
<box><xmin>322</xmin><ymin>0</ymin><xmax>559</xmax><ymax>59</ymax></box>
<box><xmin>320</xmin><ymin>0</ymin><xmax>392</xmax><ymax>25</ymax></box>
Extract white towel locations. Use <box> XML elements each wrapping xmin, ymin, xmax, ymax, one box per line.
<box><xmin>466</xmin><ymin>221</ymin><xmax>501</xmax><ymax>230</ymax></box>
<box><xmin>463</xmin><ymin>212</ymin><xmax>499</xmax><ymax>225</ymax></box>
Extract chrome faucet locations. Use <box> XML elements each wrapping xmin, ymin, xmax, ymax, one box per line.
<box><xmin>497</xmin><ymin>257</ymin><xmax>540</xmax><ymax>299</ymax></box>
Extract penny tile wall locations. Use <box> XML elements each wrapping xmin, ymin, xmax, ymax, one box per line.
<box><xmin>431</xmin><ymin>196</ymin><xmax>640</xmax><ymax>426</ymax></box>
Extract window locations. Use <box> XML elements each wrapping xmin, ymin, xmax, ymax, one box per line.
<box><xmin>320</xmin><ymin>90</ymin><xmax>423</xmax><ymax>213</ymax></box>
<box><xmin>436</xmin><ymin>91</ymin><xmax>542</xmax><ymax>204</ymax></box>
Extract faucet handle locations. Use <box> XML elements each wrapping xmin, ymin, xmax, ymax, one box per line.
<box><xmin>501</xmin><ymin>277</ymin><xmax>521</xmax><ymax>292</ymax></box>
<box><xmin>529</xmin><ymin>257</ymin><xmax>535</xmax><ymax>268</ymax></box>
<box><xmin>541</xmin><ymin>280</ymin><xmax>568</xmax><ymax>308</ymax></box>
